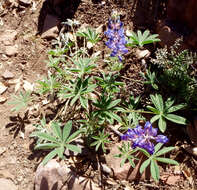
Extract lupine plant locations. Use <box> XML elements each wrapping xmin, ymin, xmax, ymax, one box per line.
<box><xmin>105</xmin><ymin>11</ymin><xmax>128</xmax><ymax>61</ymax></box>
<box><xmin>21</xmin><ymin>13</ymin><xmax>190</xmax><ymax>184</ymax></box>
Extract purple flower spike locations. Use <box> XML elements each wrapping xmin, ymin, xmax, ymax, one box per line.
<box><xmin>121</xmin><ymin>121</ymin><xmax>168</xmax><ymax>154</ymax></box>
<box><xmin>104</xmin><ymin>15</ymin><xmax>128</xmax><ymax>61</ymax></box>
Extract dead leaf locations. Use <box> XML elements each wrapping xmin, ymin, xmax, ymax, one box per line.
<box><xmin>182</xmin><ymin>167</ymin><xmax>194</xmax><ymax>185</ymax></box>
<box><xmin>0</xmin><ymin>82</ymin><xmax>7</xmax><ymax>94</ymax></box>
<box><xmin>14</xmin><ymin>76</ymin><xmax>23</xmax><ymax>92</ymax></box>
<box><xmin>174</xmin><ymin>165</ymin><xmax>181</xmax><ymax>175</ymax></box>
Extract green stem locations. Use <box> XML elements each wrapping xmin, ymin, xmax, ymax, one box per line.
<box><xmin>125</xmin><ymin>109</ymin><xmax>154</xmax><ymax>114</ymax></box>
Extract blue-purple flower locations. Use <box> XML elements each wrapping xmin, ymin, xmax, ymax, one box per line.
<box><xmin>121</xmin><ymin>121</ymin><xmax>168</xmax><ymax>154</ymax></box>
<box><xmin>104</xmin><ymin>16</ymin><xmax>128</xmax><ymax>61</ymax></box>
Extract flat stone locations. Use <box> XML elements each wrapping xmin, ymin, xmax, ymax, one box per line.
<box><xmin>0</xmin><ymin>96</ymin><xmax>6</xmax><ymax>103</ymax></box>
<box><xmin>41</xmin><ymin>14</ymin><xmax>59</xmax><ymax>39</ymax></box>
<box><xmin>4</xmin><ymin>45</ymin><xmax>18</xmax><ymax>56</ymax></box>
<box><xmin>0</xmin><ymin>178</ymin><xmax>17</xmax><ymax>190</ymax></box>
<box><xmin>0</xmin><ymin>30</ymin><xmax>17</xmax><ymax>46</ymax></box>
<box><xmin>136</xmin><ymin>49</ymin><xmax>150</xmax><ymax>59</ymax></box>
<box><xmin>2</xmin><ymin>70</ymin><xmax>14</xmax><ymax>79</ymax></box>
<box><xmin>18</xmin><ymin>0</ymin><xmax>31</xmax><ymax>6</ymax></box>
<box><xmin>0</xmin><ymin>82</ymin><xmax>7</xmax><ymax>94</ymax></box>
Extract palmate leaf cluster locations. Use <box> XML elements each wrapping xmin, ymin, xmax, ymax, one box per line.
<box><xmin>126</xmin><ymin>29</ymin><xmax>160</xmax><ymax>48</ymax></box>
<box><xmin>9</xmin><ymin>91</ymin><xmax>33</xmax><ymax>112</ymax></box>
<box><xmin>30</xmin><ymin>120</ymin><xmax>81</xmax><ymax>165</ymax></box>
<box><xmin>147</xmin><ymin>94</ymin><xmax>187</xmax><ymax>132</ymax></box>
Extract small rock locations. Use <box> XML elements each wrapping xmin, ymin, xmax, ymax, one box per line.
<box><xmin>35</xmin><ymin>159</ymin><xmax>99</xmax><ymax>190</ymax></box>
<box><xmin>2</xmin><ymin>70</ymin><xmax>14</xmax><ymax>79</ymax></box>
<box><xmin>101</xmin><ymin>163</ymin><xmax>112</xmax><ymax>174</ymax></box>
<box><xmin>166</xmin><ymin>175</ymin><xmax>181</xmax><ymax>185</ymax></box>
<box><xmin>0</xmin><ymin>82</ymin><xmax>7</xmax><ymax>94</ymax></box>
<box><xmin>18</xmin><ymin>0</ymin><xmax>31</xmax><ymax>6</ymax></box>
<box><xmin>0</xmin><ymin>96</ymin><xmax>7</xmax><ymax>103</ymax></box>
<box><xmin>183</xmin><ymin>145</ymin><xmax>197</xmax><ymax>156</ymax></box>
<box><xmin>0</xmin><ymin>30</ymin><xmax>17</xmax><ymax>46</ymax></box>
<box><xmin>41</xmin><ymin>14</ymin><xmax>59</xmax><ymax>39</ymax></box>
<box><xmin>136</xmin><ymin>49</ymin><xmax>150</xmax><ymax>59</ymax></box>
<box><xmin>0</xmin><ymin>178</ymin><xmax>17</xmax><ymax>190</ymax></box>
<box><xmin>35</xmin><ymin>159</ymin><xmax>68</xmax><ymax>190</ymax></box>
<box><xmin>0</xmin><ymin>170</ymin><xmax>14</xmax><ymax>180</ymax></box>
<box><xmin>5</xmin><ymin>45</ymin><xmax>18</xmax><ymax>56</ymax></box>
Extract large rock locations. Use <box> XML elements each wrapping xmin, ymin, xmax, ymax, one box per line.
<box><xmin>0</xmin><ymin>30</ymin><xmax>17</xmax><ymax>46</ymax></box>
<box><xmin>165</xmin><ymin>0</ymin><xmax>197</xmax><ymax>49</ymax></box>
<box><xmin>35</xmin><ymin>159</ymin><xmax>100</xmax><ymax>190</ymax></box>
<box><xmin>0</xmin><ymin>178</ymin><xmax>17</xmax><ymax>190</ymax></box>
<box><xmin>105</xmin><ymin>143</ymin><xmax>150</xmax><ymax>181</ymax></box>
<box><xmin>41</xmin><ymin>14</ymin><xmax>59</xmax><ymax>39</ymax></box>
<box><xmin>4</xmin><ymin>45</ymin><xmax>18</xmax><ymax>56</ymax></box>
<box><xmin>2</xmin><ymin>70</ymin><xmax>14</xmax><ymax>79</ymax></box>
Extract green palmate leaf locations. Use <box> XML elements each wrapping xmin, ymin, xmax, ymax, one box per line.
<box><xmin>140</xmin><ymin>158</ymin><xmax>151</xmax><ymax>174</ymax></box>
<box><xmin>138</xmin><ymin>148</ymin><xmax>151</xmax><ymax>157</ymax></box>
<box><xmin>35</xmin><ymin>143</ymin><xmax>59</xmax><ymax>150</ymax></box>
<box><xmin>80</xmin><ymin>96</ymin><xmax>88</xmax><ymax>110</ymax></box>
<box><xmin>154</xmin><ymin>143</ymin><xmax>164</xmax><ymax>154</ymax></box>
<box><xmin>150</xmin><ymin>94</ymin><xmax>160</xmax><ymax>111</ymax></box>
<box><xmin>66</xmin><ymin>144</ymin><xmax>81</xmax><ymax>153</ymax></box>
<box><xmin>155</xmin><ymin>147</ymin><xmax>175</xmax><ymax>156</ymax></box>
<box><xmin>150</xmin><ymin>114</ymin><xmax>160</xmax><ymax>123</ymax></box>
<box><xmin>33</xmin><ymin>132</ymin><xmax>58</xmax><ymax>143</ymax></box>
<box><xmin>70</xmin><ymin>93</ymin><xmax>80</xmax><ymax>106</ymax></box>
<box><xmin>167</xmin><ymin>104</ymin><xmax>186</xmax><ymax>113</ymax></box>
<box><xmin>120</xmin><ymin>157</ymin><xmax>127</xmax><ymax>167</ymax></box>
<box><xmin>66</xmin><ymin>130</ymin><xmax>81</xmax><ymax>143</ymax></box>
<box><xmin>128</xmin><ymin>157</ymin><xmax>135</xmax><ymax>168</ymax></box>
<box><xmin>150</xmin><ymin>160</ymin><xmax>160</xmax><ymax>181</ymax></box>
<box><xmin>105</xmin><ymin>111</ymin><xmax>122</xmax><ymax>123</ymax></box>
<box><xmin>156</xmin><ymin>94</ymin><xmax>164</xmax><ymax>111</ymax></box>
<box><xmin>164</xmin><ymin>98</ymin><xmax>175</xmax><ymax>110</ymax></box>
<box><xmin>147</xmin><ymin>106</ymin><xmax>160</xmax><ymax>114</ymax></box>
<box><xmin>164</xmin><ymin>114</ymin><xmax>187</xmax><ymax>125</ymax></box>
<box><xmin>57</xmin><ymin>146</ymin><xmax>64</xmax><ymax>159</ymax></box>
<box><xmin>52</xmin><ymin>122</ymin><xmax>62</xmax><ymax>140</ymax></box>
<box><xmin>155</xmin><ymin>157</ymin><xmax>179</xmax><ymax>165</ymax></box>
<box><xmin>158</xmin><ymin>116</ymin><xmax>166</xmax><ymax>132</ymax></box>
<box><xmin>107</xmin><ymin>99</ymin><xmax>121</xmax><ymax>109</ymax></box>
<box><xmin>63</xmin><ymin>121</ymin><xmax>72</xmax><ymax>142</ymax></box>
<box><xmin>42</xmin><ymin>149</ymin><xmax>58</xmax><ymax>165</ymax></box>
<box><xmin>62</xmin><ymin>93</ymin><xmax>74</xmax><ymax>98</ymax></box>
